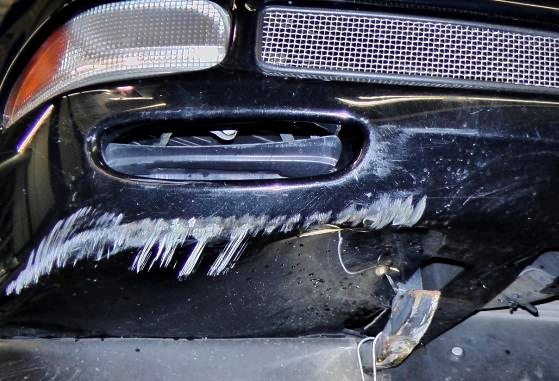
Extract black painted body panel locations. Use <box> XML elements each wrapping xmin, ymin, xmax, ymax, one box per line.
<box><xmin>0</xmin><ymin>0</ymin><xmax>558</xmax><ymax>342</ymax></box>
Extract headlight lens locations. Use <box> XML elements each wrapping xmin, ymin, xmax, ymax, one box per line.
<box><xmin>5</xmin><ymin>0</ymin><xmax>231</xmax><ymax>127</ymax></box>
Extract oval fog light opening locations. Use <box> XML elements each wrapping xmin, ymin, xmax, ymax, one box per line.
<box><xmin>99</xmin><ymin>119</ymin><xmax>365</xmax><ymax>181</ymax></box>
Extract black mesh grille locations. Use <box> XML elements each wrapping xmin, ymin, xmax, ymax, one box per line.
<box><xmin>258</xmin><ymin>7</ymin><xmax>559</xmax><ymax>91</ymax></box>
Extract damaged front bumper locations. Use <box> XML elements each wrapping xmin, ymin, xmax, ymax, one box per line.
<box><xmin>1</xmin><ymin>0</ymin><xmax>559</xmax><ymax>372</ymax></box>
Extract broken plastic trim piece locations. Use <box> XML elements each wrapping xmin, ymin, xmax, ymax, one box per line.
<box><xmin>373</xmin><ymin>289</ymin><xmax>440</xmax><ymax>368</ymax></box>
<box><xmin>484</xmin><ymin>251</ymin><xmax>559</xmax><ymax>315</ymax></box>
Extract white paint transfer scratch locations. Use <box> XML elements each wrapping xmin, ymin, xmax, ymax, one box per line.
<box><xmin>5</xmin><ymin>194</ymin><xmax>427</xmax><ymax>295</ymax></box>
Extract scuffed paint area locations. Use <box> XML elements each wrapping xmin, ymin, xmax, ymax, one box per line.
<box><xmin>5</xmin><ymin>194</ymin><xmax>427</xmax><ymax>295</ymax></box>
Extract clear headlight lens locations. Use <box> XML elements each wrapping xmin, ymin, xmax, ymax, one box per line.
<box><xmin>5</xmin><ymin>0</ymin><xmax>230</xmax><ymax>126</ymax></box>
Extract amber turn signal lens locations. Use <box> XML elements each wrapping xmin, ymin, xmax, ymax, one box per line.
<box><xmin>5</xmin><ymin>28</ymin><xmax>68</xmax><ymax>124</ymax></box>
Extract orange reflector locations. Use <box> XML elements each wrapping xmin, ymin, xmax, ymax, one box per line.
<box><xmin>6</xmin><ymin>28</ymin><xmax>68</xmax><ymax>122</ymax></box>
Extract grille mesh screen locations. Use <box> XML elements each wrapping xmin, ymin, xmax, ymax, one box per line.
<box><xmin>258</xmin><ymin>8</ymin><xmax>559</xmax><ymax>90</ymax></box>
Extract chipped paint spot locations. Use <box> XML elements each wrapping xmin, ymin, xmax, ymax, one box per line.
<box><xmin>5</xmin><ymin>193</ymin><xmax>428</xmax><ymax>295</ymax></box>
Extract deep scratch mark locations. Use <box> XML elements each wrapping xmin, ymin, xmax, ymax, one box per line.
<box><xmin>6</xmin><ymin>194</ymin><xmax>428</xmax><ymax>295</ymax></box>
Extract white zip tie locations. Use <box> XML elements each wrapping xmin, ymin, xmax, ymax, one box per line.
<box><xmin>338</xmin><ymin>231</ymin><xmax>380</xmax><ymax>275</ymax></box>
<box><xmin>357</xmin><ymin>334</ymin><xmax>380</xmax><ymax>381</ymax></box>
